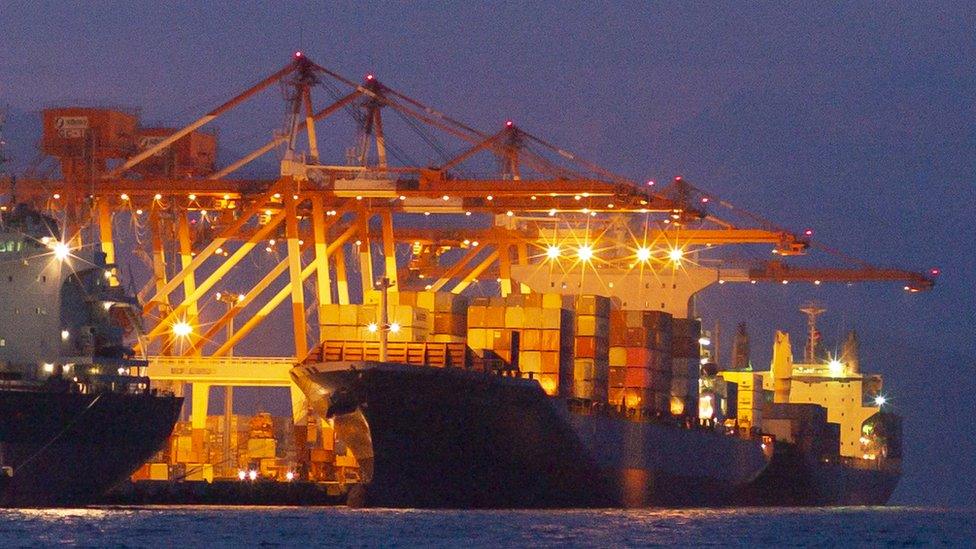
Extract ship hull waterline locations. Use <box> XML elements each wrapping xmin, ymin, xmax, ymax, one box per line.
<box><xmin>292</xmin><ymin>361</ymin><xmax>770</xmax><ymax>509</ymax></box>
<box><xmin>0</xmin><ymin>390</ymin><xmax>183</xmax><ymax>507</ymax></box>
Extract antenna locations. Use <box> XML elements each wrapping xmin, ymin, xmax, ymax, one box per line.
<box><xmin>799</xmin><ymin>301</ymin><xmax>827</xmax><ymax>363</ymax></box>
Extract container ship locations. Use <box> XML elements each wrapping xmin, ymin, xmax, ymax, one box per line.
<box><xmin>292</xmin><ymin>290</ymin><xmax>771</xmax><ymax>508</ymax></box>
<box><xmin>716</xmin><ymin>307</ymin><xmax>901</xmax><ymax>505</ymax></box>
<box><xmin>0</xmin><ymin>203</ymin><xmax>182</xmax><ymax>507</ymax></box>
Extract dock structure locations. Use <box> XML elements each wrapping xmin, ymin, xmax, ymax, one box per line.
<box><xmin>1</xmin><ymin>54</ymin><xmax>934</xmax><ymax>481</ymax></box>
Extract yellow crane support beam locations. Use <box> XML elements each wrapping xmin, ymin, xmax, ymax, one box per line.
<box><xmin>142</xmin><ymin>181</ymin><xmax>285</xmax><ymax>314</ymax></box>
<box><xmin>212</xmin><ymin>224</ymin><xmax>357</xmax><ymax>357</ymax></box>
<box><xmin>145</xmin><ymin>207</ymin><xmax>288</xmax><ymax>342</ymax></box>
<box><xmin>450</xmin><ymin>249</ymin><xmax>499</xmax><ymax>295</ymax></box>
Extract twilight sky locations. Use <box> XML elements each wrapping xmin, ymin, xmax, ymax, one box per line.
<box><xmin>1</xmin><ymin>2</ymin><xmax>974</xmax><ymax>505</ymax></box>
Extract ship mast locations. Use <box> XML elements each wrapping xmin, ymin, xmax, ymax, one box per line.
<box><xmin>799</xmin><ymin>302</ymin><xmax>826</xmax><ymax>363</ymax></box>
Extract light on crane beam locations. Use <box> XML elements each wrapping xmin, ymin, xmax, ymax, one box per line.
<box><xmin>546</xmin><ymin>245</ymin><xmax>561</xmax><ymax>260</ymax></box>
<box><xmin>635</xmin><ymin>247</ymin><xmax>652</xmax><ymax>263</ymax></box>
<box><xmin>668</xmin><ymin>247</ymin><xmax>684</xmax><ymax>264</ymax></box>
<box><xmin>172</xmin><ymin>321</ymin><xmax>193</xmax><ymax>338</ymax></box>
<box><xmin>577</xmin><ymin>245</ymin><xmax>594</xmax><ymax>263</ymax></box>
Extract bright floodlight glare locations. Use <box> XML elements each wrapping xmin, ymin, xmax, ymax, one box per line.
<box><xmin>546</xmin><ymin>245</ymin><xmax>561</xmax><ymax>260</ymax></box>
<box><xmin>828</xmin><ymin>359</ymin><xmax>844</xmax><ymax>376</ymax></box>
<box><xmin>874</xmin><ymin>395</ymin><xmax>886</xmax><ymax>406</ymax></box>
<box><xmin>172</xmin><ymin>321</ymin><xmax>193</xmax><ymax>338</ymax></box>
<box><xmin>237</xmin><ymin>470</ymin><xmax>246</xmax><ymax>481</ymax></box>
<box><xmin>285</xmin><ymin>471</ymin><xmax>295</xmax><ymax>481</ymax></box>
<box><xmin>367</xmin><ymin>322</ymin><xmax>378</xmax><ymax>333</ymax></box>
<box><xmin>53</xmin><ymin>242</ymin><xmax>70</xmax><ymax>261</ymax></box>
<box><xmin>698</xmin><ymin>337</ymin><xmax>711</xmax><ymax>346</ymax></box>
<box><xmin>389</xmin><ymin>322</ymin><xmax>401</xmax><ymax>334</ymax></box>
<box><xmin>248</xmin><ymin>470</ymin><xmax>258</xmax><ymax>481</ymax></box>
<box><xmin>668</xmin><ymin>247</ymin><xmax>684</xmax><ymax>263</ymax></box>
<box><xmin>577</xmin><ymin>245</ymin><xmax>594</xmax><ymax>262</ymax></box>
<box><xmin>636</xmin><ymin>247</ymin><xmax>652</xmax><ymax>262</ymax></box>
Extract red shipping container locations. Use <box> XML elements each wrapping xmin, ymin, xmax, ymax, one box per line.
<box><xmin>575</xmin><ymin>336</ymin><xmax>597</xmax><ymax>358</ymax></box>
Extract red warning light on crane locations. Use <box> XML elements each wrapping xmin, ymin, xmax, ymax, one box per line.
<box><xmin>505</xmin><ymin>120</ymin><xmax>514</xmax><ymax>128</ymax></box>
<box><xmin>804</xmin><ymin>229</ymin><xmax>814</xmax><ymax>237</ymax></box>
<box><xmin>366</xmin><ymin>74</ymin><xmax>375</xmax><ymax>81</ymax></box>
<box><xmin>930</xmin><ymin>268</ymin><xmax>941</xmax><ymax>276</ymax></box>
<box><xmin>294</xmin><ymin>51</ymin><xmax>303</xmax><ymax>58</ymax></box>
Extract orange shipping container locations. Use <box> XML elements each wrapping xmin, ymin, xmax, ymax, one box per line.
<box><xmin>541</xmin><ymin>351</ymin><xmax>561</xmax><ymax>373</ymax></box>
<box><xmin>485</xmin><ymin>306</ymin><xmax>506</xmax><ymax>327</ymax></box>
<box><xmin>609</xmin><ymin>366</ymin><xmax>626</xmax><ymax>388</ymax></box>
<box><xmin>540</xmin><ymin>329</ymin><xmax>562</xmax><ymax>351</ymax></box>
<box><xmin>624</xmin><ymin>367</ymin><xmax>671</xmax><ymax>390</ymax></box>
<box><xmin>467</xmin><ymin>305</ymin><xmax>486</xmax><ymax>328</ymax></box>
<box><xmin>522</xmin><ymin>329</ymin><xmax>541</xmax><ymax>351</ymax></box>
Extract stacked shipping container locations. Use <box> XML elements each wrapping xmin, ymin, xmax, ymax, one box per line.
<box><xmin>608</xmin><ymin>310</ymin><xmax>673</xmax><ymax>413</ymax></box>
<box><xmin>466</xmin><ymin>294</ymin><xmax>573</xmax><ymax>396</ymax></box>
<box><xmin>670</xmin><ymin>318</ymin><xmax>702</xmax><ymax>415</ymax></box>
<box><xmin>571</xmin><ymin>295</ymin><xmax>611</xmax><ymax>402</ymax></box>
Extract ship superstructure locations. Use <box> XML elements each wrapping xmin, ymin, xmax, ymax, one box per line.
<box><xmin>0</xmin><ymin>200</ymin><xmax>181</xmax><ymax>506</ymax></box>
<box><xmin>718</xmin><ymin>306</ymin><xmax>901</xmax><ymax>505</ymax></box>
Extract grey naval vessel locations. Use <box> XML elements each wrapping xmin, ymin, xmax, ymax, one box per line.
<box><xmin>0</xmin><ymin>203</ymin><xmax>181</xmax><ymax>506</ymax></box>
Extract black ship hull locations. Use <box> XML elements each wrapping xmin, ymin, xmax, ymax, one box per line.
<box><xmin>734</xmin><ymin>441</ymin><xmax>900</xmax><ymax>506</ymax></box>
<box><xmin>0</xmin><ymin>390</ymin><xmax>182</xmax><ymax>507</ymax></box>
<box><xmin>292</xmin><ymin>361</ymin><xmax>769</xmax><ymax>509</ymax></box>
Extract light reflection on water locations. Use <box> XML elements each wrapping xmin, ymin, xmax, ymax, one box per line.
<box><xmin>0</xmin><ymin>506</ymin><xmax>971</xmax><ymax>547</ymax></box>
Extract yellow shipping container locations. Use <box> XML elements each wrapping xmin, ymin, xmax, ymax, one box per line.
<box><xmin>467</xmin><ymin>328</ymin><xmax>486</xmax><ymax>349</ymax></box>
<box><xmin>576</xmin><ymin>315</ymin><xmax>596</xmax><ymax>336</ymax></box>
<box><xmin>542</xmin><ymin>293</ymin><xmax>564</xmax><ymax>309</ymax></box>
<box><xmin>335</xmin><ymin>454</ymin><xmax>358</xmax><ymax>468</ymax></box>
<box><xmin>574</xmin><ymin>359</ymin><xmax>595</xmax><ymax>381</ymax></box>
<box><xmin>356</xmin><ymin>305</ymin><xmax>378</xmax><ymax>325</ymax></box>
<box><xmin>609</xmin><ymin>347</ymin><xmax>628</xmax><ymax>366</ymax></box>
<box><xmin>522</xmin><ymin>329</ymin><xmax>541</xmax><ymax>351</ymax></box>
<box><xmin>247</xmin><ymin>438</ymin><xmax>276</xmax><ymax>459</ymax></box>
<box><xmin>417</xmin><ymin>291</ymin><xmax>436</xmax><ymax>311</ymax></box>
<box><xmin>541</xmin><ymin>308</ymin><xmax>562</xmax><ymax>329</ymax></box>
<box><xmin>149</xmin><ymin>463</ymin><xmax>170</xmax><ymax>481</ymax></box>
<box><xmin>320</xmin><ymin>303</ymin><xmax>342</xmax><ymax>325</ymax></box>
<box><xmin>504</xmin><ymin>307</ymin><xmax>524</xmax><ymax>328</ymax></box>
<box><xmin>338</xmin><ymin>305</ymin><xmax>358</xmax><ymax>326</ymax></box>
<box><xmin>523</xmin><ymin>307</ymin><xmax>543</xmax><ymax>328</ymax></box>
<box><xmin>388</xmin><ymin>326</ymin><xmax>428</xmax><ymax>342</ymax></box>
<box><xmin>520</xmin><ymin>351</ymin><xmax>543</xmax><ymax>373</ymax></box>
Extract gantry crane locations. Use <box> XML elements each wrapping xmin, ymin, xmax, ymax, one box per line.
<box><xmin>1</xmin><ymin>53</ymin><xmax>934</xmax><ymax>363</ymax></box>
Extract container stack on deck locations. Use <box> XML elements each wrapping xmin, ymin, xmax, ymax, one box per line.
<box><xmin>670</xmin><ymin>318</ymin><xmax>703</xmax><ymax>416</ymax></box>
<box><xmin>466</xmin><ymin>294</ymin><xmax>574</xmax><ymax>395</ymax></box>
<box><xmin>570</xmin><ymin>295</ymin><xmax>611</xmax><ymax>402</ymax></box>
<box><xmin>608</xmin><ymin>310</ymin><xmax>673</xmax><ymax>413</ymax></box>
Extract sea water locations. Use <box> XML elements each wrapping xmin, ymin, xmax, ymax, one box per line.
<box><xmin>0</xmin><ymin>506</ymin><xmax>971</xmax><ymax>547</ymax></box>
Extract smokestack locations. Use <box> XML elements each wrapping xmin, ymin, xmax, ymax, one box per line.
<box><xmin>841</xmin><ymin>330</ymin><xmax>860</xmax><ymax>374</ymax></box>
<box><xmin>771</xmin><ymin>331</ymin><xmax>794</xmax><ymax>404</ymax></box>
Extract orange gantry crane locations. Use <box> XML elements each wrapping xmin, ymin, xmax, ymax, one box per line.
<box><xmin>2</xmin><ymin>53</ymin><xmax>934</xmax><ymax>362</ymax></box>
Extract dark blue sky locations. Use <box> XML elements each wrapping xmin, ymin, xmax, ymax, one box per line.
<box><xmin>2</xmin><ymin>2</ymin><xmax>973</xmax><ymax>505</ymax></box>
